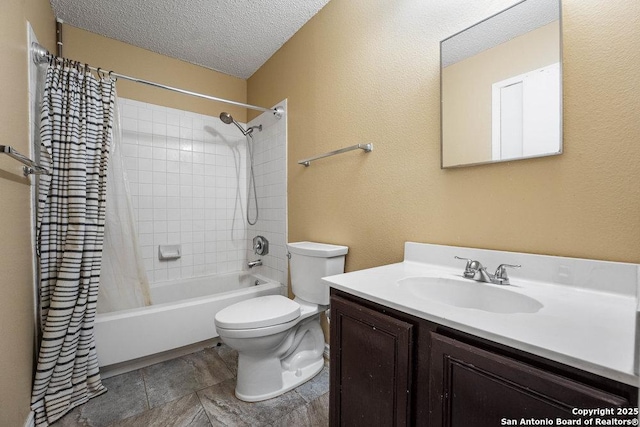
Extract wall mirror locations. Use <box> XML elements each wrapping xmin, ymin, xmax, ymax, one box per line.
<box><xmin>441</xmin><ymin>0</ymin><xmax>562</xmax><ymax>168</ymax></box>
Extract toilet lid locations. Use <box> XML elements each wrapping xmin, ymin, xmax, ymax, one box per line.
<box><xmin>215</xmin><ymin>295</ymin><xmax>301</xmax><ymax>329</ymax></box>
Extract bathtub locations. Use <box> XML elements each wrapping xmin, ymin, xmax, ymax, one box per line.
<box><xmin>94</xmin><ymin>272</ymin><xmax>284</xmax><ymax>367</ymax></box>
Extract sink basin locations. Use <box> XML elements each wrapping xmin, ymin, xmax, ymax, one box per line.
<box><xmin>397</xmin><ymin>276</ymin><xmax>543</xmax><ymax>314</ymax></box>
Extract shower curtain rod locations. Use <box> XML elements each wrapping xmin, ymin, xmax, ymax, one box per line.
<box><xmin>31</xmin><ymin>42</ymin><xmax>284</xmax><ymax>118</ymax></box>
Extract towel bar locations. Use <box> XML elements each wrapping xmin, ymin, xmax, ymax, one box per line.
<box><xmin>298</xmin><ymin>143</ymin><xmax>373</xmax><ymax>167</ymax></box>
<box><xmin>0</xmin><ymin>145</ymin><xmax>50</xmax><ymax>176</ymax></box>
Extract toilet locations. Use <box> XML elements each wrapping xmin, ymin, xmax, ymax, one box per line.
<box><xmin>214</xmin><ymin>241</ymin><xmax>348</xmax><ymax>402</ymax></box>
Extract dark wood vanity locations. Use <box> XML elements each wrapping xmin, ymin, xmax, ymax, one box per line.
<box><xmin>329</xmin><ymin>289</ymin><xmax>638</xmax><ymax>427</ymax></box>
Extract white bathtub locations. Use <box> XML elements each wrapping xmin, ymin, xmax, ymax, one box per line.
<box><xmin>94</xmin><ymin>272</ymin><xmax>284</xmax><ymax>367</ymax></box>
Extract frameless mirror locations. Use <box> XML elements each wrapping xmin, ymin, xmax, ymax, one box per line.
<box><xmin>441</xmin><ymin>0</ymin><xmax>562</xmax><ymax>168</ymax></box>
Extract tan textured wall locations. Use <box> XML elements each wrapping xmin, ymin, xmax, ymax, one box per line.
<box><xmin>0</xmin><ymin>0</ymin><xmax>55</xmax><ymax>425</ymax></box>
<box><xmin>248</xmin><ymin>0</ymin><xmax>640</xmax><ymax>273</ymax></box>
<box><xmin>443</xmin><ymin>21</ymin><xmax>560</xmax><ymax>166</ymax></box>
<box><xmin>62</xmin><ymin>25</ymin><xmax>248</xmax><ymax>122</ymax></box>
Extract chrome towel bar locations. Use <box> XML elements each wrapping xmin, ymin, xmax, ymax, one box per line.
<box><xmin>0</xmin><ymin>145</ymin><xmax>50</xmax><ymax>176</ymax></box>
<box><xmin>298</xmin><ymin>143</ymin><xmax>373</xmax><ymax>167</ymax></box>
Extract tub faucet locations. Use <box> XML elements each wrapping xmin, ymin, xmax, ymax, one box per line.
<box><xmin>247</xmin><ymin>259</ymin><xmax>262</xmax><ymax>268</ymax></box>
<box><xmin>454</xmin><ymin>256</ymin><xmax>521</xmax><ymax>285</ymax></box>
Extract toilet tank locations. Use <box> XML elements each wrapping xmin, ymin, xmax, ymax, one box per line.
<box><xmin>287</xmin><ymin>242</ymin><xmax>348</xmax><ymax>305</ymax></box>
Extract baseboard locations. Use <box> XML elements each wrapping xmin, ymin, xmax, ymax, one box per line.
<box><xmin>323</xmin><ymin>343</ymin><xmax>330</xmax><ymax>360</ymax></box>
<box><xmin>24</xmin><ymin>411</ymin><xmax>35</xmax><ymax>427</ymax></box>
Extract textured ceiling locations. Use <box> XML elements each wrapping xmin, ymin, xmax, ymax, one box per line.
<box><xmin>441</xmin><ymin>0</ymin><xmax>559</xmax><ymax>68</ymax></box>
<box><xmin>50</xmin><ymin>0</ymin><xmax>331</xmax><ymax>79</ymax></box>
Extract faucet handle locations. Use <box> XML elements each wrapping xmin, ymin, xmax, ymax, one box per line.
<box><xmin>455</xmin><ymin>256</ymin><xmax>476</xmax><ymax>278</ymax></box>
<box><xmin>493</xmin><ymin>264</ymin><xmax>521</xmax><ymax>285</ymax></box>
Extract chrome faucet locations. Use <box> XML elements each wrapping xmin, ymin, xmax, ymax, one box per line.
<box><xmin>247</xmin><ymin>259</ymin><xmax>262</xmax><ymax>268</ymax></box>
<box><xmin>454</xmin><ymin>256</ymin><xmax>521</xmax><ymax>285</ymax></box>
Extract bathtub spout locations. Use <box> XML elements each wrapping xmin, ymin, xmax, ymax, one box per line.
<box><xmin>247</xmin><ymin>259</ymin><xmax>262</xmax><ymax>268</ymax></box>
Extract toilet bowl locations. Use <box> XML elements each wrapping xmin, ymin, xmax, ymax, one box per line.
<box><xmin>214</xmin><ymin>242</ymin><xmax>348</xmax><ymax>402</ymax></box>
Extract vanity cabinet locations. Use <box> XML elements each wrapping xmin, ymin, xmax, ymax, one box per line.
<box><xmin>330</xmin><ymin>289</ymin><xmax>637</xmax><ymax>427</ymax></box>
<box><xmin>430</xmin><ymin>333</ymin><xmax>629</xmax><ymax>426</ymax></box>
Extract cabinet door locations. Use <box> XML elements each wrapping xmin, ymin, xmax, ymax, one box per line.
<box><xmin>330</xmin><ymin>295</ymin><xmax>413</xmax><ymax>426</ymax></box>
<box><xmin>429</xmin><ymin>333</ymin><xmax>630</xmax><ymax>427</ymax></box>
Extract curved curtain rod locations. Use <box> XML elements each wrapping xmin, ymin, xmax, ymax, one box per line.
<box><xmin>31</xmin><ymin>42</ymin><xmax>284</xmax><ymax>118</ymax></box>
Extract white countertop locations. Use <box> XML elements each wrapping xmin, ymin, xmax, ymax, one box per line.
<box><xmin>323</xmin><ymin>243</ymin><xmax>640</xmax><ymax>387</ymax></box>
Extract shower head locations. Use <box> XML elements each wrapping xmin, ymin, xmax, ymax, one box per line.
<box><xmin>219</xmin><ymin>112</ymin><xmax>249</xmax><ymax>135</ymax></box>
<box><xmin>219</xmin><ymin>112</ymin><xmax>234</xmax><ymax>125</ymax></box>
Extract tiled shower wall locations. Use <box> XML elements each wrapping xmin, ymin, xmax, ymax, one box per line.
<box><xmin>118</xmin><ymin>98</ymin><xmax>256</xmax><ymax>283</ymax></box>
<box><xmin>246</xmin><ymin>103</ymin><xmax>288</xmax><ymax>286</ymax></box>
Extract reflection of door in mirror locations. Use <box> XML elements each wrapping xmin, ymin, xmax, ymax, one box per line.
<box><xmin>492</xmin><ymin>63</ymin><xmax>560</xmax><ymax>161</ymax></box>
<box><xmin>441</xmin><ymin>0</ymin><xmax>562</xmax><ymax>169</ymax></box>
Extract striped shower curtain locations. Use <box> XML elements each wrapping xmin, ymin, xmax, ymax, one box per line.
<box><xmin>31</xmin><ymin>59</ymin><xmax>116</xmax><ymax>426</ymax></box>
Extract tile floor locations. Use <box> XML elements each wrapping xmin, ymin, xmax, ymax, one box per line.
<box><xmin>55</xmin><ymin>344</ymin><xmax>329</xmax><ymax>426</ymax></box>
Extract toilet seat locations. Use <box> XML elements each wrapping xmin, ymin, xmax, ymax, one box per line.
<box><xmin>215</xmin><ymin>295</ymin><xmax>300</xmax><ymax>330</ymax></box>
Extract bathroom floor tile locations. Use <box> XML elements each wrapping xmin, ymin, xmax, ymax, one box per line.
<box><xmin>272</xmin><ymin>392</ymin><xmax>330</xmax><ymax>427</ymax></box>
<box><xmin>55</xmin><ymin>370</ymin><xmax>149</xmax><ymax>427</ymax></box>
<box><xmin>142</xmin><ymin>347</ymin><xmax>234</xmax><ymax>408</ymax></box>
<box><xmin>55</xmin><ymin>344</ymin><xmax>329</xmax><ymax>426</ymax></box>
<box><xmin>213</xmin><ymin>343</ymin><xmax>238</xmax><ymax>377</ymax></box>
<box><xmin>197</xmin><ymin>378</ymin><xmax>307</xmax><ymax>426</ymax></box>
<box><xmin>110</xmin><ymin>393</ymin><xmax>212</xmax><ymax>427</ymax></box>
<box><xmin>293</xmin><ymin>363</ymin><xmax>330</xmax><ymax>403</ymax></box>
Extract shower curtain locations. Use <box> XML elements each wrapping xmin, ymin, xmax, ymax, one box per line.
<box><xmin>98</xmin><ymin>101</ymin><xmax>151</xmax><ymax>313</ymax></box>
<box><xmin>31</xmin><ymin>59</ymin><xmax>115</xmax><ymax>426</ymax></box>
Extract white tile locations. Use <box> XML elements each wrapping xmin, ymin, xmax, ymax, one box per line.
<box><xmin>139</xmin><ymin>146</ymin><xmax>153</xmax><ymax>159</ymax></box>
<box><xmin>122</xmin><ymin>144</ymin><xmax>138</xmax><ymax>158</ymax></box>
<box><xmin>139</xmin><ymin>196</ymin><xmax>154</xmax><ymax>210</ymax></box>
<box><xmin>154</xmin><ymin>209</ymin><xmax>167</xmax><ymax>221</ymax></box>
<box><xmin>152</xmin><ymin>147</ymin><xmax>167</xmax><ymax>160</ymax></box>
<box><xmin>153</xmin><ymin>197</ymin><xmax>167</xmax><ymax>209</ymax></box>
<box><xmin>138</xmin><ymin>134</ymin><xmax>153</xmax><ymax>146</ymax></box>
<box><xmin>167</xmin><ymin>267</ymin><xmax>181</xmax><ymax>280</ymax></box>
<box><xmin>138</xmin><ymin>159</ymin><xmax>153</xmax><ymax>172</ymax></box>
<box><xmin>153</xmin><ymin>160</ymin><xmax>167</xmax><ymax>173</ymax></box>
<box><xmin>153</xmin><ymin>134</ymin><xmax>167</xmax><ymax>148</ymax></box>
<box><xmin>167</xmin><ymin>161</ymin><xmax>180</xmax><ymax>173</ymax></box>
<box><xmin>167</xmin><ymin>185</ymin><xmax>180</xmax><ymax>197</ymax></box>
<box><xmin>139</xmin><ymin>222</ymin><xmax>154</xmax><ymax>234</ymax></box>
<box><xmin>168</xmin><ymin>220</ymin><xmax>180</xmax><ymax>233</ymax></box>
<box><xmin>154</xmin><ymin>269</ymin><xmax>168</xmax><ymax>282</ymax></box>
<box><xmin>138</xmin><ymin>108</ymin><xmax>153</xmax><ymax>122</ymax></box>
<box><xmin>138</xmin><ymin>120</ymin><xmax>153</xmax><ymax>135</ymax></box>
<box><xmin>167</xmin><ymin>125</ymin><xmax>180</xmax><ymax>138</ymax></box>
<box><xmin>152</xmin><ymin>172</ymin><xmax>166</xmax><ymax>184</ymax></box>
<box><xmin>152</xmin><ymin>110</ymin><xmax>167</xmax><ymax>124</ymax></box>
<box><xmin>139</xmin><ymin>233</ymin><xmax>154</xmax><ymax>247</ymax></box>
<box><xmin>121</xmin><ymin>104</ymin><xmax>138</xmax><ymax>120</ymax></box>
<box><xmin>180</xmin><ymin>127</ymin><xmax>193</xmax><ymax>140</ymax></box>
<box><xmin>139</xmin><ymin>170</ymin><xmax>153</xmax><ymax>183</ymax></box>
<box><xmin>152</xmin><ymin>123</ymin><xmax>167</xmax><ymax>136</ymax></box>
<box><xmin>180</xmin><ymin>162</ymin><xmax>193</xmax><ymax>175</ymax></box>
<box><xmin>167</xmin><ymin>149</ymin><xmax>180</xmax><ymax>162</ymax></box>
<box><xmin>180</xmin><ymin>151</ymin><xmax>193</xmax><ymax>163</ymax></box>
<box><xmin>122</xmin><ymin>117</ymin><xmax>138</xmax><ymax>132</ymax></box>
<box><xmin>167</xmin><ymin>173</ymin><xmax>180</xmax><ymax>185</ymax></box>
<box><xmin>166</xmin><ymin>114</ymin><xmax>180</xmax><ymax>127</ymax></box>
<box><xmin>139</xmin><ymin>184</ymin><xmax>153</xmax><ymax>197</ymax></box>
<box><xmin>180</xmin><ymin>116</ymin><xmax>193</xmax><ymax>128</ymax></box>
<box><xmin>167</xmin><ymin>209</ymin><xmax>181</xmax><ymax>221</ymax></box>
<box><xmin>192</xmin><ymin>130</ymin><xmax>204</xmax><ymax>143</ymax></box>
